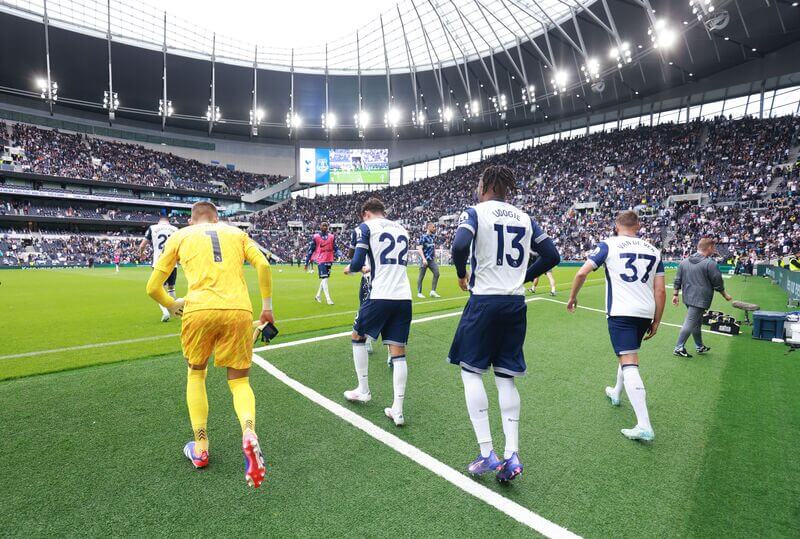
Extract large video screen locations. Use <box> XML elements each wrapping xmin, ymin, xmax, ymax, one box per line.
<box><xmin>299</xmin><ymin>148</ymin><xmax>389</xmax><ymax>184</ymax></box>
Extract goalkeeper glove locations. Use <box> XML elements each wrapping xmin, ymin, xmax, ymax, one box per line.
<box><xmin>168</xmin><ymin>297</ymin><xmax>185</xmax><ymax>317</ymax></box>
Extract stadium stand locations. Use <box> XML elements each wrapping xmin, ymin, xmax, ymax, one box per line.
<box><xmin>2</xmin><ymin>122</ymin><xmax>287</xmax><ymax>195</ymax></box>
<box><xmin>249</xmin><ymin>115</ymin><xmax>800</xmax><ymax>262</ymax></box>
<box><xmin>1</xmin><ymin>114</ymin><xmax>798</xmax><ymax>267</ymax></box>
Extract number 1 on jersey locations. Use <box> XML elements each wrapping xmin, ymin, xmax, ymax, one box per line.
<box><xmin>205</xmin><ymin>230</ymin><xmax>223</xmax><ymax>262</ymax></box>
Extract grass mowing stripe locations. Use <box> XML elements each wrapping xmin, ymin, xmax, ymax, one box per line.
<box><xmin>252</xmin><ymin>352</ymin><xmax>579</xmax><ymax>538</ymax></box>
<box><xmin>535</xmin><ymin>297</ymin><xmax>733</xmax><ymax>337</ymax></box>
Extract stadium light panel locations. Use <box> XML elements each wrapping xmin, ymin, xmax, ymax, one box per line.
<box><xmin>322</xmin><ymin>112</ymin><xmax>336</xmax><ymax>129</ymax></box>
<box><xmin>159</xmin><ymin>99</ymin><xmax>174</xmax><ymax>117</ymax></box>
<box><xmin>250</xmin><ymin>108</ymin><xmax>264</xmax><ymax>125</ymax></box>
<box><xmin>609</xmin><ymin>41</ymin><xmax>632</xmax><ymax>68</ymax></box>
<box><xmin>441</xmin><ymin>106</ymin><xmax>453</xmax><ymax>123</ymax></box>
<box><xmin>648</xmin><ymin>19</ymin><xmax>677</xmax><ymax>49</ymax></box>
<box><xmin>206</xmin><ymin>105</ymin><xmax>222</xmax><ymax>122</ymax></box>
<box><xmin>285</xmin><ymin>112</ymin><xmax>301</xmax><ymax>128</ymax></box>
<box><xmin>384</xmin><ymin>107</ymin><xmax>401</xmax><ymax>127</ymax></box>
<box><xmin>581</xmin><ymin>58</ymin><xmax>601</xmax><ymax>82</ymax></box>
<box><xmin>103</xmin><ymin>91</ymin><xmax>119</xmax><ymax>111</ymax></box>
<box><xmin>551</xmin><ymin>70</ymin><xmax>569</xmax><ymax>94</ymax></box>
<box><xmin>354</xmin><ymin>110</ymin><xmax>369</xmax><ymax>129</ymax></box>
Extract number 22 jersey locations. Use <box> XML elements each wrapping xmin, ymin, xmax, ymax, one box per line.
<box><xmin>354</xmin><ymin>218</ymin><xmax>412</xmax><ymax>301</ymax></box>
<box><xmin>588</xmin><ymin>235</ymin><xmax>665</xmax><ymax>319</ymax></box>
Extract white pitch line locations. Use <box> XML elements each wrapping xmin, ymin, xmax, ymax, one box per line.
<box><xmin>0</xmin><ymin>333</ymin><xmax>180</xmax><ymax>361</ymax></box>
<box><xmin>251</xmin><ymin>348</ymin><xmax>578</xmax><ymax>538</ymax></box>
<box><xmin>535</xmin><ymin>297</ymin><xmax>733</xmax><ymax>337</ymax></box>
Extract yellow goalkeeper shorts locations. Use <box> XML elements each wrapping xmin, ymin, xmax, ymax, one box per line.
<box><xmin>181</xmin><ymin>309</ymin><xmax>253</xmax><ymax>370</ymax></box>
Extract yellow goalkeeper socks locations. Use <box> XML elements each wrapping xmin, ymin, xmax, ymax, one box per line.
<box><xmin>228</xmin><ymin>377</ymin><xmax>256</xmax><ymax>434</ymax></box>
<box><xmin>186</xmin><ymin>368</ymin><xmax>209</xmax><ymax>454</ymax></box>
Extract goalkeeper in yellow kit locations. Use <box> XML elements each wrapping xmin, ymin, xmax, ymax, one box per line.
<box><xmin>146</xmin><ymin>201</ymin><xmax>273</xmax><ymax>488</ymax></box>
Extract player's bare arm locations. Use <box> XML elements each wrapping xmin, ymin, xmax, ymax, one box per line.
<box><xmin>567</xmin><ymin>261</ymin><xmax>594</xmax><ymax>312</ymax></box>
<box><xmin>138</xmin><ymin>238</ymin><xmax>149</xmax><ymax>258</ymax></box>
<box><xmin>645</xmin><ymin>274</ymin><xmax>666</xmax><ymax>340</ymax></box>
<box><xmin>417</xmin><ymin>244</ymin><xmax>427</xmax><ymax>266</ymax></box>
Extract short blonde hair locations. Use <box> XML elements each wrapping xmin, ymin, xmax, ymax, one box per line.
<box><xmin>616</xmin><ymin>210</ymin><xmax>639</xmax><ymax>228</ymax></box>
<box><xmin>191</xmin><ymin>201</ymin><xmax>218</xmax><ymax>220</ymax></box>
<box><xmin>698</xmin><ymin>237</ymin><xmax>716</xmax><ymax>251</ymax></box>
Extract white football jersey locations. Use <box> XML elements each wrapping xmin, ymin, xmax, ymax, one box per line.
<box><xmin>145</xmin><ymin>222</ymin><xmax>178</xmax><ymax>266</ymax></box>
<box><xmin>457</xmin><ymin>200</ymin><xmax>547</xmax><ymax>295</ymax></box>
<box><xmin>354</xmin><ymin>218</ymin><xmax>412</xmax><ymax>301</ymax></box>
<box><xmin>588</xmin><ymin>234</ymin><xmax>665</xmax><ymax>318</ymax></box>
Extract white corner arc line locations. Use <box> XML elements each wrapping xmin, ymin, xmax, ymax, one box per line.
<box><xmin>535</xmin><ymin>298</ymin><xmax>733</xmax><ymax>338</ymax></box>
<box><xmin>251</xmin><ymin>352</ymin><xmax>579</xmax><ymax>538</ymax></box>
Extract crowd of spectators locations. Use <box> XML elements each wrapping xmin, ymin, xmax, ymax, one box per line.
<box><xmin>0</xmin><ymin>200</ymin><xmax>190</xmax><ymax>224</ymax></box>
<box><xmin>4</xmin><ymin>123</ymin><xmax>286</xmax><ymax>195</ymax></box>
<box><xmin>0</xmin><ymin>234</ymin><xmax>142</xmax><ymax>267</ymax></box>
<box><xmin>251</xmin><ymin>115</ymin><xmax>799</xmax><ymax>262</ymax></box>
<box><xmin>1</xmin><ymin>114</ymin><xmax>799</xmax><ymax>267</ymax></box>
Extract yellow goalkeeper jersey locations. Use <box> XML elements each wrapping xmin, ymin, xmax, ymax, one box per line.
<box><xmin>155</xmin><ymin>222</ymin><xmax>269</xmax><ymax>314</ymax></box>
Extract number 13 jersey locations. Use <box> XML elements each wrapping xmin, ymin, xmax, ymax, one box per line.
<box><xmin>354</xmin><ymin>218</ymin><xmax>412</xmax><ymax>301</ymax></box>
<box><xmin>587</xmin><ymin>235</ymin><xmax>665</xmax><ymax>319</ymax></box>
<box><xmin>457</xmin><ymin>200</ymin><xmax>548</xmax><ymax>296</ymax></box>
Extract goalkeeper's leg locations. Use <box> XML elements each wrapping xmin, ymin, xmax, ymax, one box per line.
<box><xmin>228</xmin><ymin>368</ymin><xmax>265</xmax><ymax>488</ymax></box>
<box><xmin>183</xmin><ymin>362</ymin><xmax>210</xmax><ymax>468</ymax></box>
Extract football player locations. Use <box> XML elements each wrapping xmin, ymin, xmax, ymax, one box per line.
<box><xmin>305</xmin><ymin>222</ymin><xmax>341</xmax><ymax>305</ymax></box>
<box><xmin>139</xmin><ymin>214</ymin><xmax>179</xmax><ymax>321</ymax></box>
<box><xmin>449</xmin><ymin>165</ymin><xmax>560</xmax><ymax>482</ymax></box>
<box><xmin>567</xmin><ymin>210</ymin><xmax>666</xmax><ymax>442</ymax></box>
<box><xmin>416</xmin><ymin>222</ymin><xmax>441</xmax><ymax>298</ymax></box>
<box><xmin>146</xmin><ymin>202</ymin><xmax>274</xmax><ymax>488</ymax></box>
<box><xmin>344</xmin><ymin>198</ymin><xmax>413</xmax><ymax>426</ymax></box>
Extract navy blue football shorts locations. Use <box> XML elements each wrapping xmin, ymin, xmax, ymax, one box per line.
<box><xmin>353</xmin><ymin>299</ymin><xmax>412</xmax><ymax>346</ymax></box>
<box><xmin>448</xmin><ymin>294</ymin><xmax>527</xmax><ymax>377</ymax></box>
<box><xmin>317</xmin><ymin>262</ymin><xmax>332</xmax><ymax>279</ymax></box>
<box><xmin>607</xmin><ymin>316</ymin><xmax>652</xmax><ymax>356</ymax></box>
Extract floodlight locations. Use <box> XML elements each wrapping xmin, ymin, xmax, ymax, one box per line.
<box><xmin>551</xmin><ymin>70</ymin><xmax>569</xmax><ymax>93</ymax></box>
<box><xmin>648</xmin><ymin>19</ymin><xmax>677</xmax><ymax>49</ymax></box>
<box><xmin>581</xmin><ymin>58</ymin><xmax>601</xmax><ymax>82</ymax></box>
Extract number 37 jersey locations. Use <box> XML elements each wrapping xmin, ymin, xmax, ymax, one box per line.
<box><xmin>354</xmin><ymin>218</ymin><xmax>412</xmax><ymax>301</ymax></box>
<box><xmin>588</xmin><ymin>235</ymin><xmax>665</xmax><ymax>319</ymax></box>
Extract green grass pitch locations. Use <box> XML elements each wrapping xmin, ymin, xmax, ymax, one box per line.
<box><xmin>330</xmin><ymin>169</ymin><xmax>389</xmax><ymax>184</ymax></box>
<box><xmin>0</xmin><ymin>265</ymin><xmax>798</xmax><ymax>536</ymax></box>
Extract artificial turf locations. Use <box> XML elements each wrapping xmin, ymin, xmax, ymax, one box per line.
<box><xmin>0</xmin><ymin>266</ymin><xmax>797</xmax><ymax>537</ymax></box>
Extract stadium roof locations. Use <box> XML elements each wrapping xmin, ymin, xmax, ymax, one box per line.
<box><xmin>3</xmin><ymin>0</ymin><xmax>586</xmax><ymax>74</ymax></box>
<box><xmin>1</xmin><ymin>0</ymin><xmax>798</xmax><ymax>141</ymax></box>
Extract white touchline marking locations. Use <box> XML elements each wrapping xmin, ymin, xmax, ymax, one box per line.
<box><xmin>251</xmin><ymin>347</ymin><xmax>579</xmax><ymax>538</ymax></box>
<box><xmin>0</xmin><ymin>334</ymin><xmax>179</xmax><ymax>361</ymax></box>
<box><xmin>535</xmin><ymin>298</ymin><xmax>733</xmax><ymax>338</ymax></box>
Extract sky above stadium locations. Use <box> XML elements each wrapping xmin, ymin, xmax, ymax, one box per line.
<box><xmin>162</xmin><ymin>0</ymin><xmax>399</xmax><ymax>48</ymax></box>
